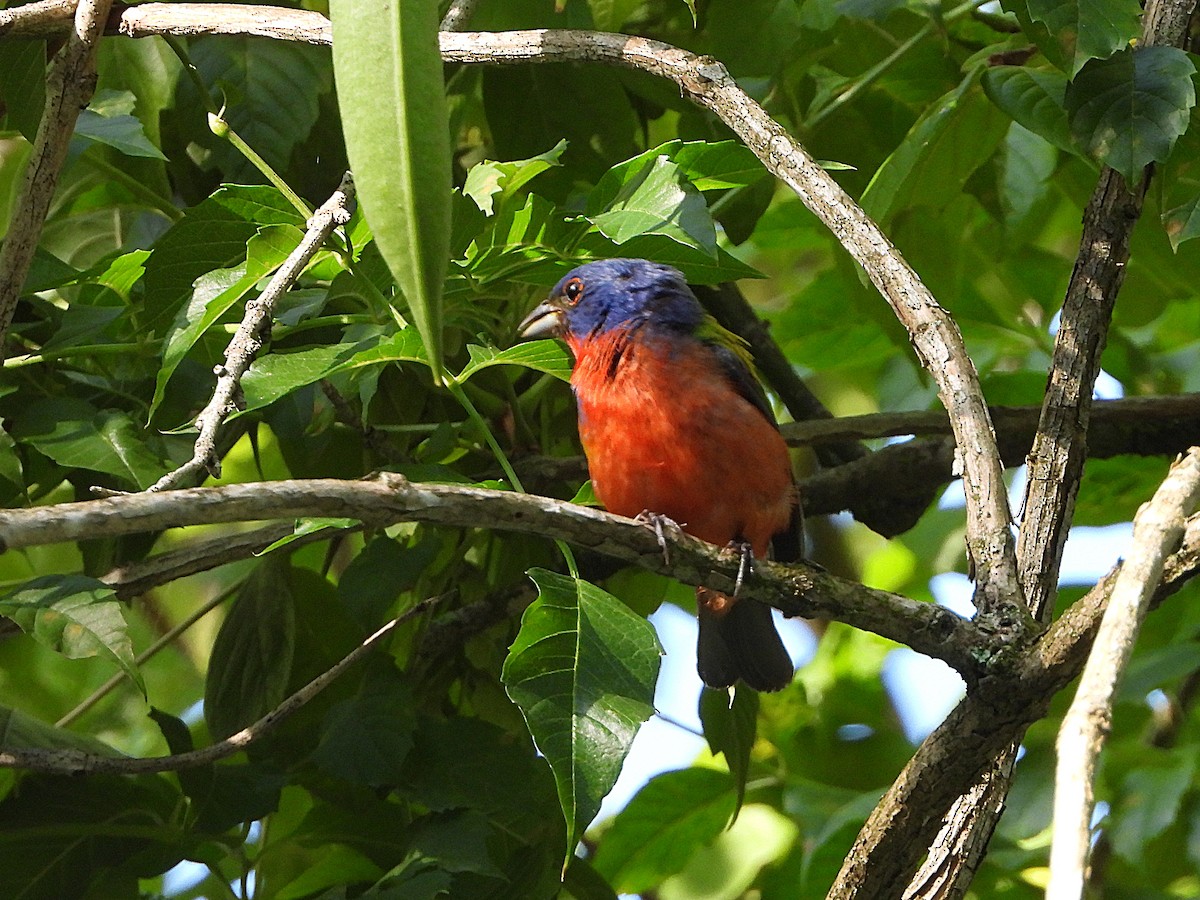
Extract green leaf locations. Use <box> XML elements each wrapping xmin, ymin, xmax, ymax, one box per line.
<box><xmin>239</xmin><ymin>329</ymin><xmax>427</xmax><ymax>413</ymax></box>
<box><xmin>0</xmin><ymin>576</ymin><xmax>144</xmax><ymax>695</ymax></box>
<box><xmin>1066</xmin><ymin>46</ymin><xmax>1197</xmax><ymax>184</ymax></box>
<box><xmin>593</xmin><ymin>768</ymin><xmax>736</xmax><ymax>894</ymax></box>
<box><xmin>700</xmin><ymin>687</ymin><xmax>759</xmax><ymax>814</ymax></box>
<box><xmin>1024</xmin><ymin>0</ymin><xmax>1141</xmax><ymax>73</ymax></box>
<box><xmin>456</xmin><ymin>340</ymin><xmax>574</xmax><ymax>384</ymax></box>
<box><xmin>982</xmin><ymin>66</ymin><xmax>1074</xmax><ymax>153</ymax></box>
<box><xmin>310</xmin><ymin>668</ymin><xmax>416</xmax><ymax>785</ymax></box>
<box><xmin>0</xmin><ymin>39</ymin><xmax>46</xmax><ymax>141</ymax></box>
<box><xmin>1111</xmin><ymin>748</ymin><xmax>1198</xmax><ymax>864</ymax></box>
<box><xmin>74</xmin><ymin>89</ymin><xmax>167</xmax><ymax>160</ymax></box>
<box><xmin>12</xmin><ymin>399</ymin><xmax>166</xmax><ymax>490</ymax></box>
<box><xmin>461</xmin><ymin>193</ymin><xmax>586</xmax><ymax>286</ymax></box>
<box><xmin>151</xmin><ymin>224</ymin><xmax>303</xmax><ymax>419</ymax></box>
<box><xmin>331</xmin><ymin>0</ymin><xmax>452</xmax><ymax>381</ymax></box>
<box><xmin>463</xmin><ymin>140</ymin><xmax>567</xmax><ymax>216</ymax></box>
<box><xmin>0</xmin><ymin>704</ymin><xmax>123</xmax><ymax>757</ymax></box>
<box><xmin>863</xmin><ymin>76</ymin><xmax>1010</xmax><ymax>225</ymax></box>
<box><xmin>588</xmin><ymin>0</ymin><xmax>644</xmax><ymax>31</ymax></box>
<box><xmin>337</xmin><ymin>535</ymin><xmax>443</xmax><ymax>629</ymax></box>
<box><xmin>204</xmin><ymin>558</ymin><xmax>296</xmax><ymax>740</ymax></box>
<box><xmin>588</xmin><ymin>155</ymin><xmax>718</xmax><ymax>255</ymax></box>
<box><xmin>0</xmin><ymin>423</ymin><xmax>23</xmax><ymax>490</ymax></box>
<box><xmin>140</xmin><ymin>185</ymin><xmax>305</xmax><ymax>337</ymax></box>
<box><xmin>576</xmin><ymin>232</ymin><xmax>763</xmax><ymax>284</ymax></box>
<box><xmin>502</xmin><ymin>569</ymin><xmax>662</xmax><ymax>865</ymax></box>
<box><xmin>259</xmin><ymin>518</ymin><xmax>361</xmax><ymax>555</ymax></box>
<box><xmin>590</xmin><ymin>142</ymin><xmax>766</xmax><ymax>205</ymax></box>
<box><xmin>999</xmin><ymin>122</ymin><xmax>1060</xmax><ymax>230</ymax></box>
<box><xmin>181</xmin><ymin>37</ymin><xmax>332</xmax><ymax>181</ymax></box>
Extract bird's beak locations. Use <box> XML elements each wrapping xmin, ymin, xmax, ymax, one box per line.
<box><xmin>518</xmin><ymin>300</ymin><xmax>566</xmax><ymax>340</ymax></box>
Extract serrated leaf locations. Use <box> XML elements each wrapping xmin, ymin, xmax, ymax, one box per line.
<box><xmin>151</xmin><ymin>224</ymin><xmax>303</xmax><ymax>419</ymax></box>
<box><xmin>205</xmin><ymin>558</ymin><xmax>296</xmax><ymax>740</ymax></box>
<box><xmin>463</xmin><ymin>140</ymin><xmax>567</xmax><ymax>216</ymax></box>
<box><xmin>700</xmin><ymin>687</ymin><xmax>759</xmax><ymax>814</ymax></box>
<box><xmin>982</xmin><ymin>66</ymin><xmax>1074</xmax><ymax>153</ymax></box>
<box><xmin>456</xmin><ymin>340</ymin><xmax>574</xmax><ymax>383</ymax></box>
<box><xmin>1025</xmin><ymin>0</ymin><xmax>1140</xmax><ymax>73</ymax></box>
<box><xmin>0</xmin><ymin>576</ymin><xmax>144</xmax><ymax>695</ymax></box>
<box><xmin>588</xmin><ymin>155</ymin><xmax>718</xmax><ymax>255</ymax></box>
<box><xmin>863</xmin><ymin>76</ymin><xmax>1009</xmax><ymax>225</ymax></box>
<box><xmin>502</xmin><ymin>569</ymin><xmax>662</xmax><ymax>865</ymax></box>
<box><xmin>183</xmin><ymin>37</ymin><xmax>331</xmax><ymax>181</ymax></box>
<box><xmin>13</xmin><ymin>399</ymin><xmax>166</xmax><ymax>489</ymax></box>
<box><xmin>593</xmin><ymin>768</ymin><xmax>736</xmax><ymax>893</ymax></box>
<box><xmin>1066</xmin><ymin>45</ymin><xmax>1197</xmax><ymax>184</ymax></box>
<box><xmin>331</xmin><ymin>0</ymin><xmax>451</xmax><ymax>381</ymax></box>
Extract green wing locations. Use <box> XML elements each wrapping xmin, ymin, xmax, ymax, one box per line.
<box><xmin>696</xmin><ymin>315</ymin><xmax>776</xmax><ymax>425</ymax></box>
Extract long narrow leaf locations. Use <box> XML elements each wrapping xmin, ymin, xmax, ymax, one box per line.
<box><xmin>330</xmin><ymin>0</ymin><xmax>451</xmax><ymax>381</ymax></box>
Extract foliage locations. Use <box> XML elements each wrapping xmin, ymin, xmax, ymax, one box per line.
<box><xmin>0</xmin><ymin>0</ymin><xmax>1197</xmax><ymax>898</ymax></box>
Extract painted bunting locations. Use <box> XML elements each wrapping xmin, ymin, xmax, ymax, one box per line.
<box><xmin>519</xmin><ymin>258</ymin><xmax>798</xmax><ymax>692</ymax></box>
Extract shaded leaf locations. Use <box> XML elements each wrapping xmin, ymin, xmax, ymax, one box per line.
<box><xmin>75</xmin><ymin>89</ymin><xmax>166</xmax><ymax>160</ymax></box>
<box><xmin>700</xmin><ymin>686</ymin><xmax>759</xmax><ymax>813</ymax></box>
<box><xmin>311</xmin><ymin>668</ymin><xmax>417</xmax><ymax>785</ymax></box>
<box><xmin>1066</xmin><ymin>46</ymin><xmax>1197</xmax><ymax>185</ymax></box>
<box><xmin>502</xmin><ymin>569</ymin><xmax>662</xmax><ymax>864</ymax></box>
<box><xmin>588</xmin><ymin>155</ymin><xmax>718</xmax><ymax>255</ymax></box>
<box><xmin>0</xmin><ymin>704</ymin><xmax>123</xmax><ymax>757</ymax></box>
<box><xmin>204</xmin><ymin>558</ymin><xmax>296</xmax><ymax>740</ymax></box>
<box><xmin>983</xmin><ymin>66</ymin><xmax>1074</xmax><ymax>153</ymax></box>
<box><xmin>1025</xmin><ymin>0</ymin><xmax>1140</xmax><ymax>73</ymax></box>
<box><xmin>1111</xmin><ymin>748</ymin><xmax>1198</xmax><ymax>864</ymax></box>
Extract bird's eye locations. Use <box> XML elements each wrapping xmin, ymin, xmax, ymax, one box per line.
<box><xmin>563</xmin><ymin>278</ymin><xmax>584</xmax><ymax>305</ymax></box>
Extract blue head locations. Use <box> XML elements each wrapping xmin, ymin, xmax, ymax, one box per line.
<box><xmin>518</xmin><ymin>258</ymin><xmax>704</xmax><ymax>342</ymax></box>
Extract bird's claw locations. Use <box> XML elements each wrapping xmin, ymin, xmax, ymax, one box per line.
<box><xmin>635</xmin><ymin>510</ymin><xmax>681</xmax><ymax>566</ymax></box>
<box><xmin>720</xmin><ymin>540</ymin><xmax>755</xmax><ymax>597</ymax></box>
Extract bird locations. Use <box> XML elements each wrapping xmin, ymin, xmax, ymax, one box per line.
<box><xmin>519</xmin><ymin>258</ymin><xmax>799</xmax><ymax>692</ymax></box>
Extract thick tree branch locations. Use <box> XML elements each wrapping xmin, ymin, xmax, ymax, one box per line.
<box><xmin>0</xmin><ymin>3</ymin><xmax>1021</xmax><ymax>619</ymax></box>
<box><xmin>830</xmin><ymin>510</ymin><xmax>1200</xmax><ymax>898</ymax></box>
<box><xmin>902</xmin><ymin>1</ymin><xmax>1200</xmax><ymax>894</ymax></box>
<box><xmin>0</xmin><ymin>475</ymin><xmax>994</xmax><ymax>679</ymax></box>
<box><xmin>0</xmin><ymin>0</ymin><xmax>112</xmax><ymax>359</ymax></box>
<box><xmin>1048</xmin><ymin>448</ymin><xmax>1200</xmax><ymax>898</ymax></box>
<box><xmin>148</xmin><ymin>173</ymin><xmax>354</xmax><ymax>491</ymax></box>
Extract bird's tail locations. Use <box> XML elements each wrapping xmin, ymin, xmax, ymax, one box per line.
<box><xmin>696</xmin><ymin>588</ymin><xmax>793</xmax><ymax>692</ymax></box>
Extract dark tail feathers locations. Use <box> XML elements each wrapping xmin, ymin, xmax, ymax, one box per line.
<box><xmin>696</xmin><ymin>588</ymin><xmax>793</xmax><ymax>692</ymax></box>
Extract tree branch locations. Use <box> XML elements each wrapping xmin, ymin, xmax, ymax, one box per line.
<box><xmin>0</xmin><ymin>602</ymin><xmax>433</xmax><ymax>775</ymax></box>
<box><xmin>1048</xmin><ymin>448</ymin><xmax>1200</xmax><ymax>898</ymax></box>
<box><xmin>0</xmin><ymin>3</ymin><xmax>1022</xmax><ymax>619</ymax></box>
<box><xmin>0</xmin><ymin>0</ymin><xmax>112</xmax><ymax>359</ymax></box>
<box><xmin>830</xmin><ymin>509</ymin><xmax>1200</xmax><ymax>898</ymax></box>
<box><xmin>147</xmin><ymin>172</ymin><xmax>355</xmax><ymax>491</ymax></box>
<box><xmin>0</xmin><ymin>474</ymin><xmax>996</xmax><ymax>679</ymax></box>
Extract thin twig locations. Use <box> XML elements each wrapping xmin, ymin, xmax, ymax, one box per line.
<box><xmin>147</xmin><ymin>172</ymin><xmax>355</xmax><ymax>492</ymax></box>
<box><xmin>440</xmin><ymin>0</ymin><xmax>481</xmax><ymax>32</ymax></box>
<box><xmin>0</xmin><ymin>600</ymin><xmax>436</xmax><ymax>775</ymax></box>
<box><xmin>1047</xmin><ymin>448</ymin><xmax>1200</xmax><ymax>899</ymax></box>
<box><xmin>0</xmin><ymin>0</ymin><xmax>113</xmax><ymax>359</ymax></box>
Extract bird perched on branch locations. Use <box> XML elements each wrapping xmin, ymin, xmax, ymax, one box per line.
<box><xmin>519</xmin><ymin>258</ymin><xmax>799</xmax><ymax>692</ymax></box>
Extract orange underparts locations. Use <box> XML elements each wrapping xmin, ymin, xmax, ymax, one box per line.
<box><xmin>567</xmin><ymin>327</ymin><xmax>796</xmax><ymax>556</ymax></box>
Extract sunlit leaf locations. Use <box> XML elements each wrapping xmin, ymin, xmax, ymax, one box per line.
<box><xmin>463</xmin><ymin>140</ymin><xmax>567</xmax><ymax>216</ymax></box>
<box><xmin>594</xmin><ymin>768</ymin><xmax>735</xmax><ymax>893</ymax></box>
<box><xmin>502</xmin><ymin>569</ymin><xmax>661</xmax><ymax>865</ymax></box>
<box><xmin>0</xmin><ymin>576</ymin><xmax>144</xmax><ymax>694</ymax></box>
<box><xmin>331</xmin><ymin>0</ymin><xmax>451</xmax><ymax>380</ymax></box>
<box><xmin>456</xmin><ymin>340</ymin><xmax>574</xmax><ymax>383</ymax></box>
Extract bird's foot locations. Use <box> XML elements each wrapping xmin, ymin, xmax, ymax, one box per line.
<box><xmin>635</xmin><ymin>510</ymin><xmax>682</xmax><ymax>566</ymax></box>
<box><xmin>720</xmin><ymin>540</ymin><xmax>755</xmax><ymax>597</ymax></box>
